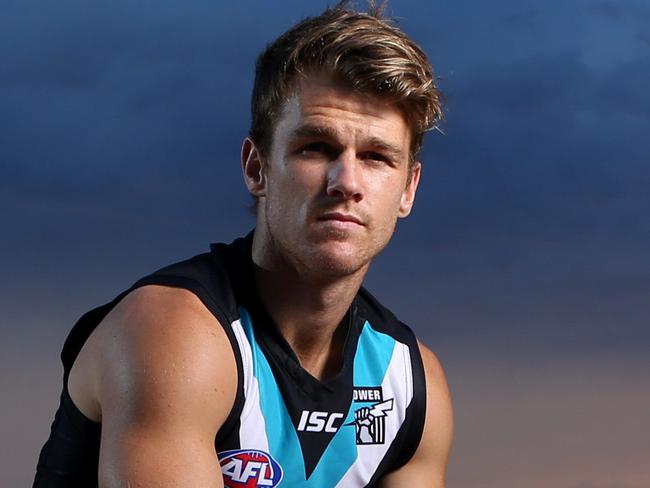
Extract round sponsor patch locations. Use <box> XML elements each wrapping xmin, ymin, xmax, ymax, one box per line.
<box><xmin>218</xmin><ymin>449</ymin><xmax>283</xmax><ymax>488</ymax></box>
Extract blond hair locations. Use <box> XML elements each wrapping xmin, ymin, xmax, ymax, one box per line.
<box><xmin>249</xmin><ymin>0</ymin><xmax>443</xmax><ymax>164</ymax></box>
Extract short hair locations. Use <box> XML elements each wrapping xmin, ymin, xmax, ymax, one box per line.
<box><xmin>249</xmin><ymin>0</ymin><xmax>443</xmax><ymax>165</ymax></box>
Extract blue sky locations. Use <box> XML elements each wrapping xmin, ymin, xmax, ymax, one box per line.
<box><xmin>2</xmin><ymin>1</ymin><xmax>649</xmax><ymax>486</ymax></box>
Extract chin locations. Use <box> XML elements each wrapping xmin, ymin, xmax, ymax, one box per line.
<box><xmin>303</xmin><ymin>242</ymin><xmax>373</xmax><ymax>279</ymax></box>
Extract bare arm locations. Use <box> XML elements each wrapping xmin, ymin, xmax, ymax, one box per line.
<box><xmin>378</xmin><ymin>342</ymin><xmax>453</xmax><ymax>487</ymax></box>
<box><xmin>89</xmin><ymin>285</ymin><xmax>237</xmax><ymax>488</ymax></box>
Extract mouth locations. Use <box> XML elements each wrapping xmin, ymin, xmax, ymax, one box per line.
<box><xmin>316</xmin><ymin>212</ymin><xmax>365</xmax><ymax>227</ymax></box>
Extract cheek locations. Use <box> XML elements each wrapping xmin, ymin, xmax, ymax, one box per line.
<box><xmin>267</xmin><ymin>167</ymin><xmax>318</xmax><ymax>217</ymax></box>
<box><xmin>374</xmin><ymin>177</ymin><xmax>408</xmax><ymax>217</ymax></box>
<box><xmin>285</xmin><ymin>165</ymin><xmax>326</xmax><ymax>203</ymax></box>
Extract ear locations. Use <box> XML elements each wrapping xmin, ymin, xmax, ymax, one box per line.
<box><xmin>241</xmin><ymin>137</ymin><xmax>266</xmax><ymax>197</ymax></box>
<box><xmin>398</xmin><ymin>161</ymin><xmax>421</xmax><ymax>218</ymax></box>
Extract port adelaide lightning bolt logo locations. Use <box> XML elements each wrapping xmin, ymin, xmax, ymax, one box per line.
<box><xmin>348</xmin><ymin>387</ymin><xmax>393</xmax><ymax>445</ymax></box>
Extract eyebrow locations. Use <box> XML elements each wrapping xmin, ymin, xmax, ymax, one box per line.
<box><xmin>289</xmin><ymin>124</ymin><xmax>340</xmax><ymax>143</ymax></box>
<box><xmin>288</xmin><ymin>124</ymin><xmax>406</xmax><ymax>162</ymax></box>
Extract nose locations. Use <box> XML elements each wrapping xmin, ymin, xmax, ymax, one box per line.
<box><xmin>326</xmin><ymin>150</ymin><xmax>363</xmax><ymax>202</ymax></box>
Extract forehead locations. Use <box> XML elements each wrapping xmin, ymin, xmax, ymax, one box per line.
<box><xmin>274</xmin><ymin>75</ymin><xmax>411</xmax><ymax>151</ymax></box>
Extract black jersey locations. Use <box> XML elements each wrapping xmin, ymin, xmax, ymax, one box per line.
<box><xmin>33</xmin><ymin>232</ymin><xmax>426</xmax><ymax>488</ymax></box>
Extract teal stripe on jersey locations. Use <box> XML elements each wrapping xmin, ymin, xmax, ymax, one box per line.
<box><xmin>238</xmin><ymin>312</ymin><xmax>396</xmax><ymax>487</ymax></box>
<box><xmin>353</xmin><ymin>320</ymin><xmax>397</xmax><ymax>391</ymax></box>
<box><xmin>307</xmin><ymin>320</ymin><xmax>396</xmax><ymax>486</ymax></box>
<box><xmin>238</xmin><ymin>307</ymin><xmax>306</xmax><ymax>484</ymax></box>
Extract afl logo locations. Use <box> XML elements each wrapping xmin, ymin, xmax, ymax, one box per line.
<box><xmin>218</xmin><ymin>449</ymin><xmax>283</xmax><ymax>487</ymax></box>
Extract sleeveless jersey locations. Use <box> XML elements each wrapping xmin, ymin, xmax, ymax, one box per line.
<box><xmin>33</xmin><ymin>232</ymin><xmax>426</xmax><ymax>488</ymax></box>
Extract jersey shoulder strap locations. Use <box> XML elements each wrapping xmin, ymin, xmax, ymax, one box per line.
<box><xmin>355</xmin><ymin>286</ymin><xmax>427</xmax><ymax>480</ymax></box>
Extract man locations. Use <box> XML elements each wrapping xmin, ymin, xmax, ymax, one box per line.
<box><xmin>34</xmin><ymin>2</ymin><xmax>453</xmax><ymax>487</ymax></box>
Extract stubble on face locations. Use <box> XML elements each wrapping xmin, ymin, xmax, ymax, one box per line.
<box><xmin>256</xmin><ymin>76</ymin><xmax>416</xmax><ymax>282</ymax></box>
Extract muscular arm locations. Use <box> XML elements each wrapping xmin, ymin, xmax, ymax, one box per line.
<box><xmin>87</xmin><ymin>286</ymin><xmax>237</xmax><ymax>488</ymax></box>
<box><xmin>378</xmin><ymin>342</ymin><xmax>453</xmax><ymax>487</ymax></box>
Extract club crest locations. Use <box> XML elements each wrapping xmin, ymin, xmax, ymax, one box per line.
<box><xmin>350</xmin><ymin>387</ymin><xmax>394</xmax><ymax>445</ymax></box>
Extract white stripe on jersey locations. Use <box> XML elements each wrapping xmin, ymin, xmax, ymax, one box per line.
<box><xmin>334</xmin><ymin>341</ymin><xmax>414</xmax><ymax>487</ymax></box>
<box><xmin>231</xmin><ymin>318</ymin><xmax>270</xmax><ymax>451</ymax></box>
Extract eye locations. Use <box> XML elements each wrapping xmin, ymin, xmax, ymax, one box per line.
<box><xmin>302</xmin><ymin>142</ymin><xmax>327</xmax><ymax>153</ymax></box>
<box><xmin>360</xmin><ymin>151</ymin><xmax>391</xmax><ymax>165</ymax></box>
<box><xmin>298</xmin><ymin>142</ymin><xmax>336</xmax><ymax>158</ymax></box>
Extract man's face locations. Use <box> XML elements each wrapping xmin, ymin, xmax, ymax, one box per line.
<box><xmin>246</xmin><ymin>75</ymin><xmax>421</xmax><ymax>279</ymax></box>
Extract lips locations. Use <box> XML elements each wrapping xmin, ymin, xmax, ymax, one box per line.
<box><xmin>317</xmin><ymin>212</ymin><xmax>364</xmax><ymax>226</ymax></box>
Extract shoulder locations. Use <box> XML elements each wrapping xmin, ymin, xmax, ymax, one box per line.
<box><xmin>417</xmin><ymin>342</ymin><xmax>451</xmax><ymax>399</ymax></box>
<box><xmin>417</xmin><ymin>341</ymin><xmax>453</xmax><ymax>438</ymax></box>
<box><xmin>75</xmin><ymin>285</ymin><xmax>237</xmax><ymax>486</ymax></box>
<box><xmin>99</xmin><ymin>284</ymin><xmax>231</xmax><ymax>358</ymax></box>
<box><xmin>416</xmin><ymin>341</ymin><xmax>454</xmax><ymax>480</ymax></box>
<box><xmin>107</xmin><ymin>283</ymin><xmax>226</xmax><ymax>338</ymax></box>
<box><xmin>377</xmin><ymin>341</ymin><xmax>453</xmax><ymax>487</ymax></box>
<box><xmin>89</xmin><ymin>284</ymin><xmax>237</xmax><ymax>428</ymax></box>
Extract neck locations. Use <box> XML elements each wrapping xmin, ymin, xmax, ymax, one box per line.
<box><xmin>251</xmin><ymin>232</ymin><xmax>368</xmax><ymax>380</ymax></box>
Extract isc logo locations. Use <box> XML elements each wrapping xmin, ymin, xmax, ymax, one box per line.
<box><xmin>297</xmin><ymin>410</ymin><xmax>345</xmax><ymax>433</ymax></box>
<box><xmin>218</xmin><ymin>449</ymin><xmax>283</xmax><ymax>488</ymax></box>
